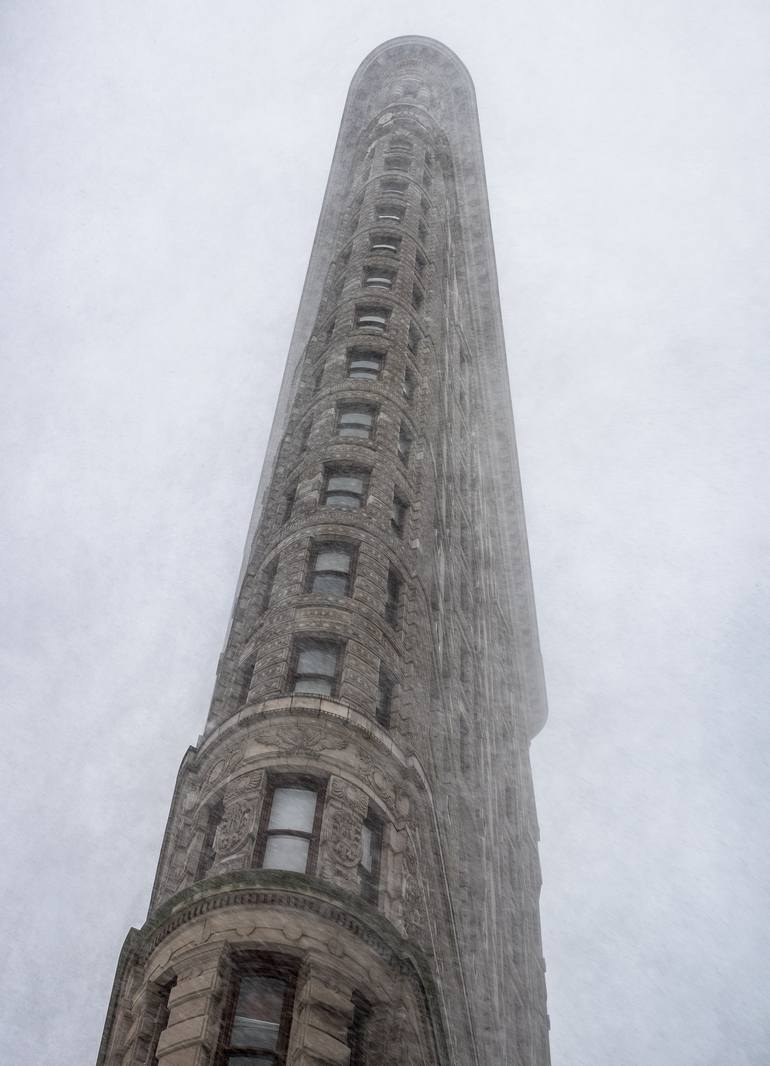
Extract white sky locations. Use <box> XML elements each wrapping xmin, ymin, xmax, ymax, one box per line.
<box><xmin>2</xmin><ymin>3</ymin><xmax>769</xmax><ymax>1064</ymax></box>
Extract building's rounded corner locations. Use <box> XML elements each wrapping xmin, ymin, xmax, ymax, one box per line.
<box><xmin>349</xmin><ymin>35</ymin><xmax>477</xmax><ymax>99</ymax></box>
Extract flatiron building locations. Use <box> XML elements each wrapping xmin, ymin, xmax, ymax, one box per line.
<box><xmin>98</xmin><ymin>35</ymin><xmax>550</xmax><ymax>1066</ymax></box>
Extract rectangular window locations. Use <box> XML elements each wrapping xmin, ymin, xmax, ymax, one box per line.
<box><xmin>402</xmin><ymin>365</ymin><xmax>416</xmax><ymax>403</ymax></box>
<box><xmin>235</xmin><ymin>655</ymin><xmax>256</xmax><ymax>710</ymax></box>
<box><xmin>298</xmin><ymin>418</ymin><xmax>312</xmax><ymax>454</ymax></box>
<box><xmin>363</xmin><ymin>266</ymin><xmax>395</xmax><ymax>290</ymax></box>
<box><xmin>415</xmin><ymin>252</ymin><xmax>426</xmax><ymax>279</ymax></box>
<box><xmin>411</xmin><ymin>285</ymin><xmax>424</xmax><ymax>312</ymax></box>
<box><xmin>420</xmin><ymin>195</ymin><xmax>430</xmax><ymax>217</ymax></box>
<box><xmin>347</xmin><ymin>997</ymin><xmax>372</xmax><ymax>1066</ymax></box>
<box><xmin>391</xmin><ymin>492</ymin><xmax>408</xmax><ymax>537</ymax></box>
<box><xmin>398</xmin><ymin>423</ymin><xmax>413</xmax><ymax>464</ymax></box>
<box><xmin>261</xmin><ymin>559</ymin><xmax>278</xmax><ymax>613</ymax></box>
<box><xmin>380</xmin><ymin>176</ymin><xmax>407</xmax><ymax>195</ymax></box>
<box><xmin>390</xmin><ymin>137</ymin><xmax>412</xmax><ymax>153</ymax></box>
<box><xmin>370</xmin><ymin>234</ymin><xmax>401</xmax><ymax>255</ymax></box>
<box><xmin>195</xmin><ymin>800</ymin><xmax>223</xmax><ymax>881</ymax></box>
<box><xmin>259</xmin><ymin>779</ymin><xmax>321</xmax><ymax>874</ymax></box>
<box><xmin>282</xmin><ymin>483</ymin><xmax>297</xmax><ymax>523</ymax></box>
<box><xmin>385</xmin><ymin>570</ymin><xmax>402</xmax><ymax>628</ymax></box>
<box><xmin>355</xmin><ymin>306</ymin><xmax>390</xmax><ymax>334</ymax></box>
<box><xmin>221</xmin><ymin>960</ymin><xmax>297</xmax><ymax>1065</ymax></box>
<box><xmin>323</xmin><ymin>466</ymin><xmax>369</xmax><ymax>509</ymax></box>
<box><xmin>375</xmin><ymin>666</ymin><xmax>394</xmax><ymax>728</ymax></box>
<box><xmin>407</xmin><ymin>323</ymin><xmax>419</xmax><ymax>354</ymax></box>
<box><xmin>337</xmin><ymin>403</ymin><xmax>376</xmax><ymax>440</ymax></box>
<box><xmin>307</xmin><ymin>542</ymin><xmax>354</xmax><ymax>597</ymax></box>
<box><xmin>384</xmin><ymin>153</ymin><xmax>410</xmax><ymax>172</ymax></box>
<box><xmin>359</xmin><ymin>809</ymin><xmax>383</xmax><ymax>904</ymax></box>
<box><xmin>422</xmin><ymin>167</ymin><xmax>432</xmax><ymax>189</ymax></box>
<box><xmin>375</xmin><ymin>202</ymin><xmax>404</xmax><ymax>224</ymax></box>
<box><xmin>290</xmin><ymin>637</ymin><xmax>341</xmax><ymax>697</ymax></box>
<box><xmin>417</xmin><ymin>219</ymin><xmax>428</xmax><ymax>244</ymax></box>
<box><xmin>347</xmin><ymin>349</ymin><xmax>384</xmax><ymax>380</ymax></box>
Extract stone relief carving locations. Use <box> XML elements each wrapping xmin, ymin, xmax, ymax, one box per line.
<box><xmin>255</xmin><ymin>722</ymin><xmax>345</xmax><ymax>758</ymax></box>
<box><xmin>318</xmin><ymin>776</ymin><xmax>369</xmax><ymax>890</ymax></box>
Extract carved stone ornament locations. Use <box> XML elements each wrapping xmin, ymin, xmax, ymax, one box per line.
<box><xmin>216</xmin><ymin>800</ymin><xmax>254</xmax><ymax>856</ymax></box>
<box><xmin>319</xmin><ymin>777</ymin><xmax>369</xmax><ymax>888</ymax></box>
<box><xmin>255</xmin><ymin>722</ymin><xmax>345</xmax><ymax>758</ymax></box>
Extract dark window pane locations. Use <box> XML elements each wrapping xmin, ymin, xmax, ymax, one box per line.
<box><xmin>327</xmin><ymin>474</ymin><xmax>364</xmax><ymax>495</ymax></box>
<box><xmin>314</xmin><ymin>549</ymin><xmax>351</xmax><ymax>574</ymax></box>
<box><xmin>231</xmin><ymin>975</ymin><xmax>287</xmax><ymax>1049</ymax></box>
<box><xmin>312</xmin><ymin>573</ymin><xmax>349</xmax><ymax>596</ymax></box>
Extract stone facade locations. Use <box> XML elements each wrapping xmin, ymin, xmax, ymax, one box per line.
<box><xmin>97</xmin><ymin>36</ymin><xmax>550</xmax><ymax>1066</ymax></box>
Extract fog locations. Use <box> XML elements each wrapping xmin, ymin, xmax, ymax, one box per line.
<box><xmin>2</xmin><ymin>3</ymin><xmax>769</xmax><ymax>1063</ymax></box>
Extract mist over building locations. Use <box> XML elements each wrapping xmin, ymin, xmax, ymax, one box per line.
<box><xmin>98</xmin><ymin>36</ymin><xmax>550</xmax><ymax>1066</ymax></box>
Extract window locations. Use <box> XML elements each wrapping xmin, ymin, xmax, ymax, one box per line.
<box><xmin>314</xmin><ymin>362</ymin><xmax>325</xmax><ymax>392</ymax></box>
<box><xmin>235</xmin><ymin>655</ymin><xmax>256</xmax><ymax>710</ymax></box>
<box><xmin>355</xmin><ymin>306</ymin><xmax>390</xmax><ymax>333</ymax></box>
<box><xmin>415</xmin><ymin>252</ymin><xmax>426</xmax><ymax>279</ymax></box>
<box><xmin>407</xmin><ymin>322</ymin><xmax>419</xmax><ymax>354</ymax></box>
<box><xmin>422</xmin><ymin>167</ymin><xmax>432</xmax><ymax>189</ymax></box>
<box><xmin>380</xmin><ymin>176</ymin><xmax>407</xmax><ymax>195</ymax></box>
<box><xmin>424</xmin><ymin>150</ymin><xmax>433</xmax><ymax>169</ymax></box>
<box><xmin>375</xmin><ymin>202</ymin><xmax>404</xmax><ymax>224</ymax></box>
<box><xmin>257</xmin><ymin>778</ymin><xmax>322</xmax><ymax>873</ymax></box>
<box><xmin>282</xmin><ymin>483</ymin><xmax>297</xmax><ymax>523</ymax></box>
<box><xmin>220</xmin><ymin>959</ymin><xmax>296</xmax><ymax>1064</ymax></box>
<box><xmin>195</xmin><ymin>800</ymin><xmax>223</xmax><ymax>881</ymax></box>
<box><xmin>261</xmin><ymin>559</ymin><xmax>278</xmax><ymax>612</ymax></box>
<box><xmin>385</xmin><ymin>569</ymin><xmax>402</xmax><ymax>628</ymax></box>
<box><xmin>347</xmin><ymin>349</ymin><xmax>383</xmax><ymax>380</ymax></box>
<box><xmin>398</xmin><ymin>423</ymin><xmax>413</xmax><ymax>464</ymax></box>
<box><xmin>337</xmin><ymin>403</ymin><xmax>376</xmax><ymax>440</ymax></box>
<box><xmin>307</xmin><ymin>542</ymin><xmax>354</xmax><ymax>597</ymax></box>
<box><xmin>290</xmin><ymin>637</ymin><xmax>341</xmax><ymax>697</ymax></box>
<box><xmin>347</xmin><ymin>997</ymin><xmax>372</xmax><ymax>1066</ymax></box>
<box><xmin>411</xmin><ymin>285</ymin><xmax>424</xmax><ymax>312</ymax></box>
<box><xmin>370</xmin><ymin>234</ymin><xmax>401</xmax><ymax>255</ymax></box>
<box><xmin>402</xmin><ymin>365</ymin><xmax>416</xmax><ymax>403</ymax></box>
<box><xmin>325</xmin><ymin>317</ymin><xmax>336</xmax><ymax>341</ymax></box>
<box><xmin>390</xmin><ymin>137</ymin><xmax>412</xmax><ymax>153</ymax></box>
<box><xmin>148</xmin><ymin>979</ymin><xmax>176</xmax><ymax>1066</ymax></box>
<box><xmin>384</xmin><ymin>153</ymin><xmax>410</xmax><ymax>172</ymax></box>
<box><xmin>298</xmin><ymin>419</ymin><xmax>312</xmax><ymax>454</ymax></box>
<box><xmin>420</xmin><ymin>195</ymin><xmax>430</xmax><ymax>217</ymax></box>
<box><xmin>417</xmin><ymin>220</ymin><xmax>428</xmax><ymax>244</ymax></box>
<box><xmin>359</xmin><ymin>808</ymin><xmax>383</xmax><ymax>903</ymax></box>
<box><xmin>363</xmin><ymin>266</ymin><xmax>395</xmax><ymax>290</ymax></box>
<box><xmin>322</xmin><ymin>466</ymin><xmax>369</xmax><ymax>509</ymax></box>
<box><xmin>391</xmin><ymin>492</ymin><xmax>408</xmax><ymax>537</ymax></box>
<box><xmin>375</xmin><ymin>665</ymin><xmax>394</xmax><ymax>728</ymax></box>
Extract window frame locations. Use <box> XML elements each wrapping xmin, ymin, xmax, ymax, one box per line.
<box><xmin>322</xmin><ymin>464</ymin><xmax>370</xmax><ymax>510</ymax></box>
<box><xmin>402</xmin><ymin>364</ymin><xmax>417</xmax><ymax>403</ymax></box>
<box><xmin>306</xmin><ymin>540</ymin><xmax>356</xmax><ymax>598</ymax></box>
<box><xmin>369</xmin><ymin>233</ymin><xmax>401</xmax><ymax>256</ymax></box>
<box><xmin>398</xmin><ymin>422</ymin><xmax>413</xmax><ymax>464</ymax></box>
<box><xmin>347</xmin><ymin>348</ymin><xmax>384</xmax><ymax>381</ymax></box>
<box><xmin>363</xmin><ymin>265</ymin><xmax>396</xmax><ymax>290</ymax></box>
<box><xmin>355</xmin><ymin>305</ymin><xmax>391</xmax><ymax>334</ymax></box>
<box><xmin>379</xmin><ymin>176</ymin><xmax>408</xmax><ymax>195</ymax></box>
<box><xmin>218</xmin><ymin>953</ymin><xmax>299</xmax><ymax>1066</ymax></box>
<box><xmin>375</xmin><ymin>665</ymin><xmax>394</xmax><ymax>728</ymax></box>
<box><xmin>385</xmin><ymin>569</ymin><xmax>403</xmax><ymax>629</ymax></box>
<box><xmin>391</xmin><ymin>492</ymin><xmax>409</xmax><ymax>537</ymax></box>
<box><xmin>289</xmin><ymin>635</ymin><xmax>344</xmax><ymax>698</ymax></box>
<box><xmin>358</xmin><ymin>806</ymin><xmax>384</xmax><ymax>904</ymax></box>
<box><xmin>253</xmin><ymin>773</ymin><xmax>326</xmax><ymax>877</ymax></box>
<box><xmin>336</xmin><ymin>401</ymin><xmax>377</xmax><ymax>442</ymax></box>
<box><xmin>375</xmin><ymin>202</ymin><xmax>405</xmax><ymax>224</ymax></box>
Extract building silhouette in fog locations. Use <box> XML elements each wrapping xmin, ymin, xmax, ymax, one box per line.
<box><xmin>98</xmin><ymin>36</ymin><xmax>550</xmax><ymax>1066</ymax></box>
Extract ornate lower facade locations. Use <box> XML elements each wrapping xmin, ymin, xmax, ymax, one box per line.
<box><xmin>97</xmin><ymin>36</ymin><xmax>550</xmax><ymax>1066</ymax></box>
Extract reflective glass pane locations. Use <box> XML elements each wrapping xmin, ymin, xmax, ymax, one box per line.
<box><xmin>293</xmin><ymin>676</ymin><xmax>333</xmax><ymax>695</ymax></box>
<box><xmin>268</xmin><ymin>788</ymin><xmax>317</xmax><ymax>832</ymax></box>
<box><xmin>262</xmin><ymin>834</ymin><xmax>310</xmax><ymax>873</ymax></box>
<box><xmin>312</xmin><ymin>573</ymin><xmax>348</xmax><ymax>596</ymax></box>
<box><xmin>315</xmin><ymin>549</ymin><xmax>350</xmax><ymax>573</ymax></box>
<box><xmin>231</xmin><ymin>974</ymin><xmax>286</xmax><ymax>1049</ymax></box>
<box><xmin>327</xmin><ymin>475</ymin><xmax>364</xmax><ymax>495</ymax></box>
<box><xmin>296</xmin><ymin>644</ymin><xmax>337</xmax><ymax>676</ymax></box>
